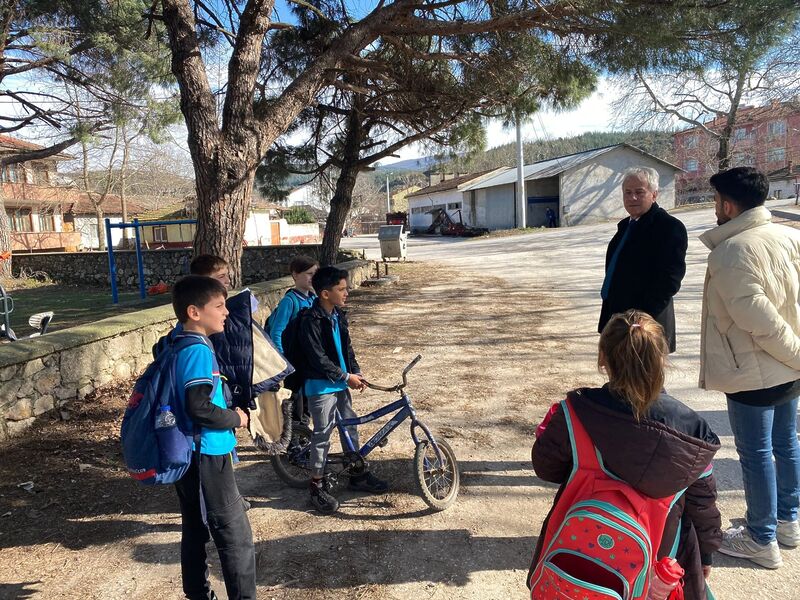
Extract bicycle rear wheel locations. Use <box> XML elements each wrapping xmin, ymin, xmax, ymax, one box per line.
<box><xmin>413</xmin><ymin>438</ymin><xmax>459</xmax><ymax>511</ymax></box>
<box><xmin>270</xmin><ymin>422</ymin><xmax>313</xmax><ymax>489</ymax></box>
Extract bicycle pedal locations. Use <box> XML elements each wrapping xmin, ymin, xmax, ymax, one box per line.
<box><xmin>377</xmin><ymin>437</ymin><xmax>389</xmax><ymax>448</ymax></box>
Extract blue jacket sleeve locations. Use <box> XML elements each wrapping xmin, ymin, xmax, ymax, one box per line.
<box><xmin>269</xmin><ymin>295</ymin><xmax>296</xmax><ymax>354</ymax></box>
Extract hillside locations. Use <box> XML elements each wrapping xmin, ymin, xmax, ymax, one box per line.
<box><xmin>445</xmin><ymin>130</ymin><xmax>675</xmax><ymax>173</ymax></box>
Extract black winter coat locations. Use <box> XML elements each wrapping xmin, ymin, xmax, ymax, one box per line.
<box><xmin>297</xmin><ymin>300</ymin><xmax>360</xmax><ymax>383</ymax></box>
<box><xmin>598</xmin><ymin>203</ymin><xmax>688</xmax><ymax>352</ymax></box>
<box><xmin>530</xmin><ymin>386</ymin><xmax>722</xmax><ymax>600</ymax></box>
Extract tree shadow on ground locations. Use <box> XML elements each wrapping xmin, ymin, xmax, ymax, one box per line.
<box><xmin>0</xmin><ymin>385</ymin><xmax>181</xmax><ymax>551</ymax></box>
<box><xmin>0</xmin><ymin>582</ymin><xmax>41</xmax><ymax>599</ymax></box>
<box><xmin>131</xmin><ymin>529</ymin><xmax>538</xmax><ymax>590</ymax></box>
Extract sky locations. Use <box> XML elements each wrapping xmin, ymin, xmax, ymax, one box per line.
<box><xmin>378</xmin><ymin>78</ymin><xmax>623</xmax><ymax>165</ymax></box>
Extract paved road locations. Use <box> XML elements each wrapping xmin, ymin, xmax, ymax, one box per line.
<box><xmin>343</xmin><ymin>200</ymin><xmax>800</xmax><ymax>599</ymax></box>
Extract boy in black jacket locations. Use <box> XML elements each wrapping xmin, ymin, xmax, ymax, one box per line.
<box><xmin>298</xmin><ymin>266</ymin><xmax>388</xmax><ymax>514</ymax></box>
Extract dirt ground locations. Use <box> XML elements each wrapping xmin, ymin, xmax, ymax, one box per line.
<box><xmin>0</xmin><ymin>261</ymin><xmax>597</xmax><ymax>600</ymax></box>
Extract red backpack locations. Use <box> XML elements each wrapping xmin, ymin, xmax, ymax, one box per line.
<box><xmin>529</xmin><ymin>396</ymin><xmax>684</xmax><ymax>600</ymax></box>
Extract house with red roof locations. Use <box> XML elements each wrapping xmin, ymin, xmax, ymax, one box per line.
<box><xmin>0</xmin><ymin>135</ymin><xmax>146</xmax><ymax>251</ymax></box>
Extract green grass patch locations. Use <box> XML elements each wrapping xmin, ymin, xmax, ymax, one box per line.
<box><xmin>0</xmin><ymin>284</ymin><xmax>171</xmax><ymax>337</ymax></box>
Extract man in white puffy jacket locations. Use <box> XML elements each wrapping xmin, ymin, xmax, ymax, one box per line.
<box><xmin>700</xmin><ymin>166</ymin><xmax>800</xmax><ymax>570</ymax></box>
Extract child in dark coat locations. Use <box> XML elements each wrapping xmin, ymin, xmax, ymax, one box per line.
<box><xmin>297</xmin><ymin>266</ymin><xmax>388</xmax><ymax>514</ymax></box>
<box><xmin>531</xmin><ymin>310</ymin><xmax>722</xmax><ymax>600</ymax></box>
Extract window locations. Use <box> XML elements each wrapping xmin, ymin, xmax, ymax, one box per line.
<box><xmin>2</xmin><ymin>164</ymin><xmax>20</xmax><ymax>183</ymax></box>
<box><xmin>684</xmin><ymin>159</ymin><xmax>699</xmax><ymax>172</ymax></box>
<box><xmin>153</xmin><ymin>226</ymin><xmax>168</xmax><ymax>242</ymax></box>
<box><xmin>410</xmin><ymin>206</ymin><xmax>426</xmax><ymax>214</ymax></box>
<box><xmin>447</xmin><ymin>202</ymin><xmax>461</xmax><ymax>210</ymax></box>
<box><xmin>768</xmin><ymin>120</ymin><xmax>786</xmax><ymax>138</ymax></box>
<box><xmin>684</xmin><ymin>134</ymin><xmax>699</xmax><ymax>149</ymax></box>
<box><xmin>38</xmin><ymin>208</ymin><xmax>56</xmax><ymax>231</ymax></box>
<box><xmin>732</xmin><ymin>153</ymin><xmax>755</xmax><ymax>167</ymax></box>
<box><xmin>6</xmin><ymin>208</ymin><xmax>32</xmax><ymax>231</ymax></box>
<box><xmin>733</xmin><ymin>127</ymin><xmax>751</xmax><ymax>141</ymax></box>
<box><xmin>767</xmin><ymin>147</ymin><xmax>786</xmax><ymax>163</ymax></box>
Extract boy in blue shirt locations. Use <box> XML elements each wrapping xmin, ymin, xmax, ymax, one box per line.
<box><xmin>267</xmin><ymin>255</ymin><xmax>318</xmax><ymax>424</ymax></box>
<box><xmin>298</xmin><ymin>266</ymin><xmax>389</xmax><ymax>514</ymax></box>
<box><xmin>170</xmin><ymin>275</ymin><xmax>256</xmax><ymax>600</ymax></box>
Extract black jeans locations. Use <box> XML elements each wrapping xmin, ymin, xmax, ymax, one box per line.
<box><xmin>174</xmin><ymin>453</ymin><xmax>256</xmax><ymax>600</ymax></box>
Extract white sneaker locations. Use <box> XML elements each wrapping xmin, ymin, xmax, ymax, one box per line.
<box><xmin>718</xmin><ymin>526</ymin><xmax>783</xmax><ymax>569</ymax></box>
<box><xmin>777</xmin><ymin>520</ymin><xmax>800</xmax><ymax>548</ymax></box>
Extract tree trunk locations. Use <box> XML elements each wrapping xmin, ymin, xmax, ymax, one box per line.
<box><xmin>120</xmin><ymin>125</ymin><xmax>131</xmax><ymax>248</ymax></box>
<box><xmin>717</xmin><ymin>67</ymin><xmax>748</xmax><ymax>172</ymax></box>
<box><xmin>321</xmin><ymin>163</ymin><xmax>360</xmax><ymax>266</ymax></box>
<box><xmin>192</xmin><ymin>156</ymin><xmax>255</xmax><ymax>287</ymax></box>
<box><xmin>95</xmin><ymin>206</ymin><xmax>106</xmax><ymax>250</ymax></box>
<box><xmin>320</xmin><ymin>104</ymin><xmax>364</xmax><ymax>266</ymax></box>
<box><xmin>0</xmin><ymin>185</ymin><xmax>12</xmax><ymax>278</ymax></box>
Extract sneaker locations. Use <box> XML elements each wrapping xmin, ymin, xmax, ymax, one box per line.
<box><xmin>310</xmin><ymin>480</ymin><xmax>339</xmax><ymax>514</ymax></box>
<box><xmin>777</xmin><ymin>520</ymin><xmax>800</xmax><ymax>548</ymax></box>
<box><xmin>348</xmin><ymin>471</ymin><xmax>389</xmax><ymax>494</ymax></box>
<box><xmin>718</xmin><ymin>526</ymin><xmax>783</xmax><ymax>569</ymax></box>
<box><xmin>321</xmin><ymin>473</ymin><xmax>336</xmax><ymax>494</ymax></box>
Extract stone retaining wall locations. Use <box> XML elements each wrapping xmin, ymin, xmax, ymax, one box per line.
<box><xmin>0</xmin><ymin>259</ymin><xmax>372</xmax><ymax>441</ymax></box>
<box><xmin>13</xmin><ymin>246</ymin><xmax>361</xmax><ymax>290</ymax></box>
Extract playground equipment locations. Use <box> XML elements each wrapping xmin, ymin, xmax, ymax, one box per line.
<box><xmin>0</xmin><ymin>283</ymin><xmax>54</xmax><ymax>342</ymax></box>
<box><xmin>104</xmin><ymin>218</ymin><xmax>197</xmax><ymax>304</ymax></box>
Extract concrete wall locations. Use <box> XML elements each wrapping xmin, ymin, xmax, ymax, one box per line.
<box><xmin>244</xmin><ymin>211</ymin><xmax>272</xmax><ymax>246</ymax></box>
<box><xmin>769</xmin><ymin>178</ymin><xmax>799</xmax><ymax>200</ymax></box>
<box><xmin>12</xmin><ymin>245</ymin><xmax>358</xmax><ymax>290</ymax></box>
<box><xmin>560</xmin><ymin>147</ymin><xmax>677</xmax><ymax>226</ymax></box>
<box><xmin>407</xmin><ymin>189</ymin><xmax>461</xmax><ymax>231</ymax></box>
<box><xmin>0</xmin><ymin>259</ymin><xmax>372</xmax><ymax>441</ymax></box>
<box><xmin>279</xmin><ymin>222</ymin><xmax>320</xmax><ymax>244</ymax></box>
<box><xmin>75</xmin><ymin>215</ymin><xmax>124</xmax><ymax>250</ymax></box>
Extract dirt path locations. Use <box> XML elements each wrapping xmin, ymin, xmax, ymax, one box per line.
<box><xmin>0</xmin><ymin>262</ymin><xmax>597</xmax><ymax>600</ymax></box>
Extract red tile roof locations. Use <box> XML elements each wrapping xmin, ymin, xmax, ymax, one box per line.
<box><xmin>0</xmin><ymin>135</ymin><xmax>45</xmax><ymax>152</ymax></box>
<box><xmin>1</xmin><ymin>182</ymin><xmax>145</xmax><ymax>214</ymax></box>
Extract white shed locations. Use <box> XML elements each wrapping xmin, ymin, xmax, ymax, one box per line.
<box><xmin>460</xmin><ymin>144</ymin><xmax>682</xmax><ymax>229</ymax></box>
<box><xmin>406</xmin><ymin>168</ymin><xmax>507</xmax><ymax>232</ymax></box>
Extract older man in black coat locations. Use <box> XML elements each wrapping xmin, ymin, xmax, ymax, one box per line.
<box><xmin>598</xmin><ymin>167</ymin><xmax>688</xmax><ymax>352</ymax></box>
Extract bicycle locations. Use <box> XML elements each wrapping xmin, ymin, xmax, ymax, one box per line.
<box><xmin>270</xmin><ymin>355</ymin><xmax>460</xmax><ymax>511</ymax></box>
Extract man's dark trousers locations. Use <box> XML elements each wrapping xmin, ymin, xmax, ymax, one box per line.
<box><xmin>174</xmin><ymin>453</ymin><xmax>256</xmax><ymax>600</ymax></box>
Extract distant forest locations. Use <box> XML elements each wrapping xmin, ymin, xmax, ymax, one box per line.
<box><xmin>257</xmin><ymin>129</ymin><xmax>677</xmax><ymax>203</ymax></box>
<box><xmin>442</xmin><ymin>130</ymin><xmax>676</xmax><ymax>174</ymax></box>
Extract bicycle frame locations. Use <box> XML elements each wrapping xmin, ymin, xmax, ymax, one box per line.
<box><xmin>336</xmin><ymin>391</ymin><xmax>444</xmax><ymax>463</ymax></box>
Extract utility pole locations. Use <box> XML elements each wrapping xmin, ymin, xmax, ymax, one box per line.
<box><xmin>386</xmin><ymin>174</ymin><xmax>391</xmax><ymax>213</ymax></box>
<box><xmin>516</xmin><ymin>116</ymin><xmax>527</xmax><ymax>228</ymax></box>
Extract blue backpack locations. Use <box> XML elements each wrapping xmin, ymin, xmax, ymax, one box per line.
<box><xmin>121</xmin><ymin>332</ymin><xmax>218</xmax><ymax>485</ymax></box>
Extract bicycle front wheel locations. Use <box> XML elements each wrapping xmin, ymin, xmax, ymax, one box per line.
<box><xmin>270</xmin><ymin>423</ymin><xmax>313</xmax><ymax>489</ymax></box>
<box><xmin>413</xmin><ymin>438</ymin><xmax>459</xmax><ymax>511</ymax></box>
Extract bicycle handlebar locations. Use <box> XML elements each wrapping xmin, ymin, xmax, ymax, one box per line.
<box><xmin>362</xmin><ymin>354</ymin><xmax>422</xmax><ymax>393</ymax></box>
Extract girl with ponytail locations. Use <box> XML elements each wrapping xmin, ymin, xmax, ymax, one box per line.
<box><xmin>530</xmin><ymin>310</ymin><xmax>722</xmax><ymax>600</ymax></box>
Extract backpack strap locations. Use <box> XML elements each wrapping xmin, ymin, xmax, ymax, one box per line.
<box><xmin>562</xmin><ymin>394</ymin><xmax>602</xmax><ymax>473</ymax></box>
<box><xmin>171</xmin><ymin>331</ymin><xmax>219</xmax><ymax>525</ymax></box>
<box><xmin>172</xmin><ymin>333</ymin><xmax>221</xmax><ymax>397</ymax></box>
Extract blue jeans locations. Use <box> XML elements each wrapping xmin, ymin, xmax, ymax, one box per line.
<box><xmin>727</xmin><ymin>397</ymin><xmax>800</xmax><ymax>544</ymax></box>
